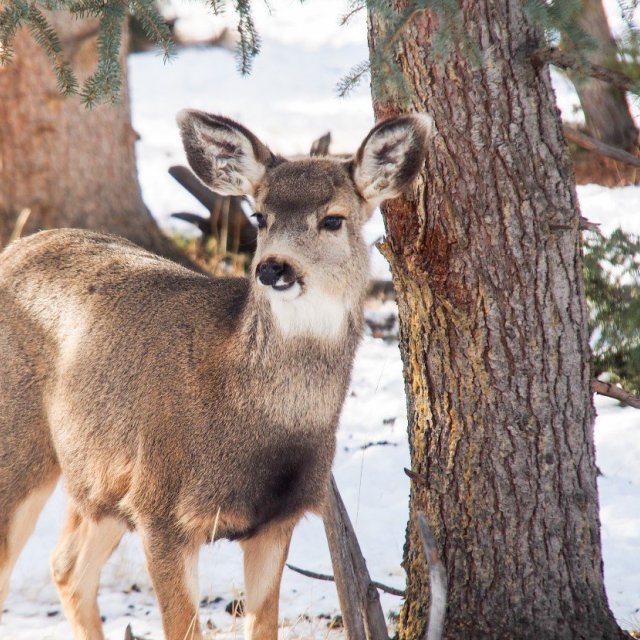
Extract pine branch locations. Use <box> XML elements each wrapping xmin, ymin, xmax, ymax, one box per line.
<box><xmin>27</xmin><ymin>3</ymin><xmax>78</xmax><ymax>95</ymax></box>
<box><xmin>81</xmin><ymin>1</ymin><xmax>125</xmax><ymax>106</ymax></box>
<box><xmin>336</xmin><ymin>59</ymin><xmax>370</xmax><ymax>98</ymax></box>
<box><xmin>0</xmin><ymin>0</ymin><xmax>29</xmax><ymax>64</ymax></box>
<box><xmin>234</xmin><ymin>0</ymin><xmax>259</xmax><ymax>75</ymax></box>
<box><xmin>534</xmin><ymin>46</ymin><xmax>640</xmax><ymax>94</ymax></box>
<box><xmin>129</xmin><ymin>0</ymin><xmax>175</xmax><ymax>62</ymax></box>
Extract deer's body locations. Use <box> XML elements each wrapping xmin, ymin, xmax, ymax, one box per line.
<box><xmin>0</xmin><ymin>112</ymin><xmax>431</xmax><ymax>640</ymax></box>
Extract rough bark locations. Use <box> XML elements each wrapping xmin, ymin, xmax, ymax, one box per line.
<box><xmin>367</xmin><ymin>2</ymin><xmax>626</xmax><ymax>639</ymax></box>
<box><xmin>566</xmin><ymin>0</ymin><xmax>638</xmax><ymax>151</ymax></box>
<box><xmin>0</xmin><ymin>16</ymin><xmax>192</xmax><ymax>268</ymax></box>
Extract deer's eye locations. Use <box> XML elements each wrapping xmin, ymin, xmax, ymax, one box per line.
<box><xmin>320</xmin><ymin>216</ymin><xmax>344</xmax><ymax>231</ymax></box>
<box><xmin>253</xmin><ymin>212</ymin><xmax>267</xmax><ymax>229</ymax></box>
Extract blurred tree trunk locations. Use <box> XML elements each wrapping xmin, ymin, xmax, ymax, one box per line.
<box><xmin>0</xmin><ymin>15</ymin><xmax>192</xmax><ymax>267</ymax></box>
<box><xmin>567</xmin><ymin>0</ymin><xmax>638</xmax><ymax>150</ymax></box>
<box><xmin>367</xmin><ymin>2</ymin><xmax>626</xmax><ymax>639</ymax></box>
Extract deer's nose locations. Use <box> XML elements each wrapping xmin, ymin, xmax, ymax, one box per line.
<box><xmin>256</xmin><ymin>259</ymin><xmax>286</xmax><ymax>286</ymax></box>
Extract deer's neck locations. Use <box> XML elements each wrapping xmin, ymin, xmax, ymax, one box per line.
<box><xmin>232</xmin><ymin>285</ymin><xmax>365</xmax><ymax>432</ymax></box>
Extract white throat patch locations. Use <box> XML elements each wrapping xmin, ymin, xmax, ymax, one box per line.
<box><xmin>265</xmin><ymin>283</ymin><xmax>350</xmax><ymax>339</ymax></box>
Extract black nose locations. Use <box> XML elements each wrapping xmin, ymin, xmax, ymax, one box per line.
<box><xmin>257</xmin><ymin>259</ymin><xmax>285</xmax><ymax>286</ymax></box>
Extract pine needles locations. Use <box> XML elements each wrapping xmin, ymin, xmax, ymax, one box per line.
<box><xmin>584</xmin><ymin>228</ymin><xmax>640</xmax><ymax>395</ymax></box>
<box><xmin>0</xmin><ymin>0</ymin><xmax>167</xmax><ymax>104</ymax></box>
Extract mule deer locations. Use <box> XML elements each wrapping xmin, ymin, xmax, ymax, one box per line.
<box><xmin>0</xmin><ymin>110</ymin><xmax>432</xmax><ymax>640</ymax></box>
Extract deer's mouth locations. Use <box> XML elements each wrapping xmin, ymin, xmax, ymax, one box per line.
<box><xmin>272</xmin><ymin>275</ymin><xmax>298</xmax><ymax>291</ymax></box>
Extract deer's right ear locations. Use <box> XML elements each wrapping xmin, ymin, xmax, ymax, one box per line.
<box><xmin>177</xmin><ymin>110</ymin><xmax>275</xmax><ymax>196</ymax></box>
<box><xmin>353</xmin><ymin>114</ymin><xmax>433</xmax><ymax>208</ymax></box>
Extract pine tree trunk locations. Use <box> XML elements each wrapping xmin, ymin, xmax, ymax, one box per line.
<box><xmin>0</xmin><ymin>16</ymin><xmax>192</xmax><ymax>267</ymax></box>
<box><xmin>367</xmin><ymin>3</ymin><xmax>626</xmax><ymax>638</ymax></box>
<box><xmin>567</xmin><ymin>0</ymin><xmax>638</xmax><ymax>151</ymax></box>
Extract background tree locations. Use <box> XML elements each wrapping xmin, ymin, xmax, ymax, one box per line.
<box><xmin>564</xmin><ymin>0</ymin><xmax>638</xmax><ymax>151</ymax></box>
<box><xmin>0</xmin><ymin>14</ymin><xmax>191</xmax><ymax>266</ymax></box>
<box><xmin>366</xmin><ymin>1</ymin><xmax>626</xmax><ymax>638</ymax></box>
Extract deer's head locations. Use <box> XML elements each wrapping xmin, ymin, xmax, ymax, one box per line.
<box><xmin>178</xmin><ymin>110</ymin><xmax>433</xmax><ymax>338</ymax></box>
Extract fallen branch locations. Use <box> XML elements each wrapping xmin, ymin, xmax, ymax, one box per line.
<box><xmin>286</xmin><ymin>563</ymin><xmax>405</xmax><ymax>597</ymax></box>
<box><xmin>416</xmin><ymin>512</ymin><xmax>448</xmax><ymax>640</ymax></box>
<box><xmin>323</xmin><ymin>475</ymin><xmax>389</xmax><ymax>640</ymax></box>
<box><xmin>592</xmin><ymin>379</ymin><xmax>640</xmax><ymax>409</ymax></box>
<box><xmin>534</xmin><ymin>47</ymin><xmax>638</xmax><ymax>95</ymax></box>
<box><xmin>563</xmin><ymin>125</ymin><xmax>640</xmax><ymax>169</ymax></box>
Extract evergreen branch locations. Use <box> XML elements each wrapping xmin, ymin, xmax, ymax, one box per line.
<box><xmin>68</xmin><ymin>0</ymin><xmax>105</xmax><ymax>19</ymax></box>
<box><xmin>534</xmin><ymin>46</ymin><xmax>640</xmax><ymax>95</ymax></box>
<box><xmin>0</xmin><ymin>0</ymin><xmax>29</xmax><ymax>64</ymax></box>
<box><xmin>336</xmin><ymin>59</ymin><xmax>370</xmax><ymax>97</ymax></box>
<box><xmin>234</xmin><ymin>0</ymin><xmax>259</xmax><ymax>75</ymax></box>
<box><xmin>129</xmin><ymin>0</ymin><xmax>175</xmax><ymax>62</ymax></box>
<box><xmin>27</xmin><ymin>2</ymin><xmax>78</xmax><ymax>94</ymax></box>
<box><xmin>81</xmin><ymin>0</ymin><xmax>125</xmax><ymax>105</ymax></box>
<box><xmin>210</xmin><ymin>0</ymin><xmax>225</xmax><ymax>14</ymax></box>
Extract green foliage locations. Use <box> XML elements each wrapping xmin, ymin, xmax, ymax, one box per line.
<box><xmin>338</xmin><ymin>0</ymin><xmax>469</xmax><ymax>105</ymax></box>
<box><xmin>0</xmin><ymin>0</ymin><xmax>173</xmax><ymax>105</ymax></box>
<box><xmin>583</xmin><ymin>228</ymin><xmax>640</xmax><ymax>395</ymax></box>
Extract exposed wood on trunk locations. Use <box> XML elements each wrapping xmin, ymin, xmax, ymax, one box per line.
<box><xmin>0</xmin><ymin>17</ymin><xmax>194</xmax><ymax>269</ymax></box>
<box><xmin>367</xmin><ymin>2</ymin><xmax>626</xmax><ymax>638</ymax></box>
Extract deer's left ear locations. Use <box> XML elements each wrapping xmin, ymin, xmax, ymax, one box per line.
<box><xmin>352</xmin><ymin>114</ymin><xmax>434</xmax><ymax>207</ymax></box>
<box><xmin>177</xmin><ymin>110</ymin><xmax>276</xmax><ymax>196</ymax></box>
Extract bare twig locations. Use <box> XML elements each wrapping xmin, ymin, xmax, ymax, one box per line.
<box><xmin>404</xmin><ymin>467</ymin><xmax>428</xmax><ymax>487</ymax></box>
<box><xmin>416</xmin><ymin>512</ymin><xmax>447</xmax><ymax>640</ymax></box>
<box><xmin>563</xmin><ymin>125</ymin><xmax>640</xmax><ymax>168</ymax></box>
<box><xmin>286</xmin><ymin>563</ymin><xmax>405</xmax><ymax>597</ymax></box>
<box><xmin>340</xmin><ymin>4</ymin><xmax>365</xmax><ymax>26</ymax></box>
<box><xmin>9</xmin><ymin>208</ymin><xmax>32</xmax><ymax>244</ymax></box>
<box><xmin>592</xmin><ymin>379</ymin><xmax>640</xmax><ymax>409</ymax></box>
<box><xmin>534</xmin><ymin>47</ymin><xmax>638</xmax><ymax>94</ymax></box>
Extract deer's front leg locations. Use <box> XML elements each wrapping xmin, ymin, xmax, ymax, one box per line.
<box><xmin>140</xmin><ymin>525</ymin><xmax>201</xmax><ymax>640</ymax></box>
<box><xmin>241</xmin><ymin>522</ymin><xmax>294</xmax><ymax>640</ymax></box>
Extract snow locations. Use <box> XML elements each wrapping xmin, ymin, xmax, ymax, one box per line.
<box><xmin>3</xmin><ymin>2</ymin><xmax>640</xmax><ymax>638</ymax></box>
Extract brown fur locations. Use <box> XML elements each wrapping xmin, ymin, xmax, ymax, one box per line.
<box><xmin>0</xmin><ymin>112</ymin><xmax>432</xmax><ymax>639</ymax></box>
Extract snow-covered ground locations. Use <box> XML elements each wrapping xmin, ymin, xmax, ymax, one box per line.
<box><xmin>3</xmin><ymin>2</ymin><xmax>640</xmax><ymax>638</ymax></box>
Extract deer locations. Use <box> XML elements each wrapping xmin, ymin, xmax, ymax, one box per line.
<box><xmin>0</xmin><ymin>110</ymin><xmax>432</xmax><ymax>640</ymax></box>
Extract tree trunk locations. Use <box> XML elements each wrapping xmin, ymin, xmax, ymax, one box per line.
<box><xmin>0</xmin><ymin>15</ymin><xmax>192</xmax><ymax>268</ymax></box>
<box><xmin>367</xmin><ymin>3</ymin><xmax>626</xmax><ymax>639</ymax></box>
<box><xmin>566</xmin><ymin>0</ymin><xmax>638</xmax><ymax>151</ymax></box>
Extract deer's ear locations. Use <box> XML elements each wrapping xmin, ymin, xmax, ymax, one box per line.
<box><xmin>352</xmin><ymin>114</ymin><xmax>433</xmax><ymax>207</ymax></box>
<box><xmin>177</xmin><ymin>110</ymin><xmax>276</xmax><ymax>196</ymax></box>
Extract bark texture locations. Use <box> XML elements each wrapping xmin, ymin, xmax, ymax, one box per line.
<box><xmin>567</xmin><ymin>0</ymin><xmax>638</xmax><ymax>150</ymax></box>
<box><xmin>367</xmin><ymin>3</ymin><xmax>626</xmax><ymax>639</ymax></box>
<box><xmin>0</xmin><ymin>16</ymin><xmax>191</xmax><ymax>267</ymax></box>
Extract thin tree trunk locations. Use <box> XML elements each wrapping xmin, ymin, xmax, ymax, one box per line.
<box><xmin>566</xmin><ymin>0</ymin><xmax>638</xmax><ymax>151</ymax></box>
<box><xmin>0</xmin><ymin>15</ymin><xmax>192</xmax><ymax>268</ymax></box>
<box><xmin>367</xmin><ymin>2</ymin><xmax>626</xmax><ymax>638</ymax></box>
